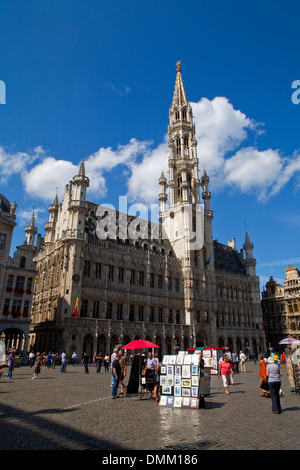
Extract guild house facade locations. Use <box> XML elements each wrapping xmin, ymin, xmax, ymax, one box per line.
<box><xmin>29</xmin><ymin>63</ymin><xmax>266</xmax><ymax>359</ymax></box>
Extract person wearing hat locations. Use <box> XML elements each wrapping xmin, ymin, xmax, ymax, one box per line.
<box><xmin>266</xmin><ymin>356</ymin><xmax>283</xmax><ymax>414</ymax></box>
<box><xmin>112</xmin><ymin>354</ymin><xmax>121</xmax><ymax>399</ymax></box>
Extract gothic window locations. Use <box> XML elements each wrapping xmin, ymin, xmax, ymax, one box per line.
<box><xmin>175</xmin><ymin>110</ymin><xmax>180</xmax><ymax>121</ymax></box>
<box><xmin>129</xmin><ymin>304</ymin><xmax>135</xmax><ymax>321</ymax></box>
<box><xmin>95</xmin><ymin>262</ymin><xmax>102</xmax><ymax>279</ymax></box>
<box><xmin>93</xmin><ymin>301</ymin><xmax>100</xmax><ymax>318</ymax></box>
<box><xmin>138</xmin><ymin>305</ymin><xmax>144</xmax><ymax>321</ymax></box>
<box><xmin>84</xmin><ymin>260</ymin><xmax>90</xmax><ymax>278</ymax></box>
<box><xmin>177</xmin><ymin>176</ymin><xmax>182</xmax><ymax>201</ymax></box>
<box><xmin>108</xmin><ymin>265</ymin><xmax>114</xmax><ymax>282</ymax></box>
<box><xmin>118</xmin><ymin>267</ymin><xmax>124</xmax><ymax>283</ymax></box>
<box><xmin>106</xmin><ymin>302</ymin><xmax>112</xmax><ymax>319</ymax></box>
<box><xmin>184</xmin><ymin>136</ymin><xmax>189</xmax><ymax>156</ymax></box>
<box><xmin>176</xmin><ymin>137</ymin><xmax>181</xmax><ymax>155</ymax></box>
<box><xmin>176</xmin><ymin>310</ymin><xmax>180</xmax><ymax>324</ymax></box>
<box><xmin>150</xmin><ymin>307</ymin><xmax>155</xmax><ymax>322</ymax></box>
<box><xmin>130</xmin><ymin>269</ymin><xmax>135</xmax><ymax>285</ymax></box>
<box><xmin>157</xmin><ymin>274</ymin><xmax>163</xmax><ymax>289</ymax></box>
<box><xmin>117</xmin><ymin>303</ymin><xmax>123</xmax><ymax>320</ymax></box>
<box><xmin>20</xmin><ymin>257</ymin><xmax>26</xmax><ymax>268</ymax></box>
<box><xmin>80</xmin><ymin>299</ymin><xmax>88</xmax><ymax>317</ymax></box>
<box><xmin>182</xmin><ymin>109</ymin><xmax>187</xmax><ymax>120</ymax></box>
<box><xmin>150</xmin><ymin>273</ymin><xmax>155</xmax><ymax>288</ymax></box>
<box><xmin>139</xmin><ymin>270</ymin><xmax>144</xmax><ymax>287</ymax></box>
<box><xmin>158</xmin><ymin>307</ymin><xmax>163</xmax><ymax>323</ymax></box>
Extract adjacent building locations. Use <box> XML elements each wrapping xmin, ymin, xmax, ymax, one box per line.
<box><xmin>262</xmin><ymin>265</ymin><xmax>300</xmax><ymax>348</ymax></box>
<box><xmin>0</xmin><ymin>195</ymin><xmax>41</xmax><ymax>359</ymax></box>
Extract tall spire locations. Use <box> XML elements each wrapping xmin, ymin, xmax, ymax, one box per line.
<box><xmin>166</xmin><ymin>61</ymin><xmax>200</xmax><ymax>206</ymax></box>
<box><xmin>25</xmin><ymin>210</ymin><xmax>37</xmax><ymax>246</ymax></box>
<box><xmin>78</xmin><ymin>159</ymin><xmax>86</xmax><ymax>177</ymax></box>
<box><xmin>172</xmin><ymin>61</ymin><xmax>188</xmax><ymax>108</ymax></box>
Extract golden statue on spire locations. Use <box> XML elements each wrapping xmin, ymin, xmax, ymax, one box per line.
<box><xmin>176</xmin><ymin>61</ymin><xmax>181</xmax><ymax>72</ymax></box>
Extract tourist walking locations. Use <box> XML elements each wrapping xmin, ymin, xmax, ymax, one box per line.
<box><xmin>258</xmin><ymin>354</ymin><xmax>270</xmax><ymax>397</ymax></box>
<box><xmin>82</xmin><ymin>352</ymin><xmax>89</xmax><ymax>373</ymax></box>
<box><xmin>29</xmin><ymin>351</ymin><xmax>35</xmax><ymax>368</ymax></box>
<box><xmin>104</xmin><ymin>354</ymin><xmax>109</xmax><ymax>373</ymax></box>
<box><xmin>72</xmin><ymin>351</ymin><xmax>77</xmax><ymax>366</ymax></box>
<box><xmin>266</xmin><ymin>356</ymin><xmax>282</xmax><ymax>414</ymax></box>
<box><xmin>232</xmin><ymin>351</ymin><xmax>239</xmax><ymax>373</ymax></box>
<box><xmin>96</xmin><ymin>352</ymin><xmax>103</xmax><ymax>373</ymax></box>
<box><xmin>111</xmin><ymin>354</ymin><xmax>121</xmax><ymax>399</ymax></box>
<box><xmin>32</xmin><ymin>353</ymin><xmax>41</xmax><ymax>379</ymax></box>
<box><xmin>111</xmin><ymin>348</ymin><xmax>118</xmax><ymax>386</ymax></box>
<box><xmin>46</xmin><ymin>352</ymin><xmax>52</xmax><ymax>369</ymax></box>
<box><xmin>218</xmin><ymin>354</ymin><xmax>234</xmax><ymax>395</ymax></box>
<box><xmin>280</xmin><ymin>352</ymin><xmax>286</xmax><ymax>368</ymax></box>
<box><xmin>119</xmin><ymin>350</ymin><xmax>127</xmax><ymax>394</ymax></box>
<box><xmin>6</xmin><ymin>349</ymin><xmax>15</xmax><ymax>379</ymax></box>
<box><xmin>240</xmin><ymin>351</ymin><xmax>247</xmax><ymax>372</ymax></box>
<box><xmin>60</xmin><ymin>351</ymin><xmax>67</xmax><ymax>373</ymax></box>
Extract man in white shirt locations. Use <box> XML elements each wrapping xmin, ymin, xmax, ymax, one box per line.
<box><xmin>240</xmin><ymin>351</ymin><xmax>247</xmax><ymax>372</ymax></box>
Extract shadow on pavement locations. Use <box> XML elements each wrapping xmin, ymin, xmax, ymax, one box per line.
<box><xmin>0</xmin><ymin>402</ymin><xmax>124</xmax><ymax>450</ymax></box>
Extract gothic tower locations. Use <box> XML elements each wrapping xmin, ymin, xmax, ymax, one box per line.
<box><xmin>25</xmin><ymin>211</ymin><xmax>38</xmax><ymax>246</ymax></box>
<box><xmin>159</xmin><ymin>61</ymin><xmax>203</xmax><ymax>263</ymax></box>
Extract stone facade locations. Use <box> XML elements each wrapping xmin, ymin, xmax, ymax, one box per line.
<box><xmin>29</xmin><ymin>64</ymin><xmax>266</xmax><ymax>359</ymax></box>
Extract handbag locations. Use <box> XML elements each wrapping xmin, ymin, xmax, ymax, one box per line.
<box><xmin>261</xmin><ymin>380</ymin><xmax>269</xmax><ymax>391</ymax></box>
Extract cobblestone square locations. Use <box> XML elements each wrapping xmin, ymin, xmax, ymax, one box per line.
<box><xmin>0</xmin><ymin>360</ymin><xmax>299</xmax><ymax>451</ymax></box>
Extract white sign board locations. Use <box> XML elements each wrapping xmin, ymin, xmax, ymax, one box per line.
<box><xmin>0</xmin><ymin>341</ymin><xmax>6</xmax><ymax>364</ymax></box>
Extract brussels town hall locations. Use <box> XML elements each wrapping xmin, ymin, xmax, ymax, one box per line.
<box><xmin>29</xmin><ymin>63</ymin><xmax>266</xmax><ymax>358</ymax></box>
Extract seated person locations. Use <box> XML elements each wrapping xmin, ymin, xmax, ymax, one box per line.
<box><xmin>144</xmin><ymin>352</ymin><xmax>158</xmax><ymax>400</ymax></box>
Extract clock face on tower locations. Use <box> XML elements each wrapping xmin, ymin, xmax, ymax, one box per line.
<box><xmin>72</xmin><ymin>274</ymin><xmax>80</xmax><ymax>283</ymax></box>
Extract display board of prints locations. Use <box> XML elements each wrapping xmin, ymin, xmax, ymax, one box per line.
<box><xmin>159</xmin><ymin>353</ymin><xmax>202</xmax><ymax>409</ymax></box>
<box><xmin>203</xmin><ymin>348</ymin><xmax>224</xmax><ymax>374</ymax></box>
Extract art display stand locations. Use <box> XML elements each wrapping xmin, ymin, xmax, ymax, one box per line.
<box><xmin>201</xmin><ymin>347</ymin><xmax>225</xmax><ymax>375</ymax></box>
<box><xmin>159</xmin><ymin>352</ymin><xmax>207</xmax><ymax>409</ymax></box>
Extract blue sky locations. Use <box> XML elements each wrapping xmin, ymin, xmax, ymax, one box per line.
<box><xmin>1</xmin><ymin>0</ymin><xmax>300</xmax><ymax>289</ymax></box>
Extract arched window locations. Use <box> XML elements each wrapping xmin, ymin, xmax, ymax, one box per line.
<box><xmin>176</xmin><ymin>137</ymin><xmax>181</xmax><ymax>155</ymax></box>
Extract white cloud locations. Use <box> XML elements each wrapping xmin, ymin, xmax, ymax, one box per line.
<box><xmin>0</xmin><ymin>145</ymin><xmax>44</xmax><ymax>184</ymax></box>
<box><xmin>224</xmin><ymin>147</ymin><xmax>284</xmax><ymax>200</ymax></box>
<box><xmin>16</xmin><ymin>206</ymin><xmax>47</xmax><ymax>227</ymax></box>
<box><xmin>192</xmin><ymin>96</ymin><xmax>260</xmax><ymax>175</ymax></box>
<box><xmin>23</xmin><ymin>157</ymin><xmax>78</xmax><ymax>201</ymax></box>
<box><xmin>126</xmin><ymin>140</ymin><xmax>169</xmax><ymax>205</ymax></box>
<box><xmin>3</xmin><ymin>96</ymin><xmax>300</xmax><ymax>206</ymax></box>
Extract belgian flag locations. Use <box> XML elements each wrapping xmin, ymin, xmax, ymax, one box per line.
<box><xmin>74</xmin><ymin>291</ymin><xmax>79</xmax><ymax>317</ymax></box>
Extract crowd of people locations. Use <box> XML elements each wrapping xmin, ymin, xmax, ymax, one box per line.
<box><xmin>218</xmin><ymin>349</ymin><xmax>286</xmax><ymax>414</ymax></box>
<box><xmin>1</xmin><ymin>345</ymin><xmax>289</xmax><ymax>415</ymax></box>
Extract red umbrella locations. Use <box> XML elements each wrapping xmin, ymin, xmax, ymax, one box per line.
<box><xmin>122</xmin><ymin>339</ymin><xmax>160</xmax><ymax>350</ymax></box>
